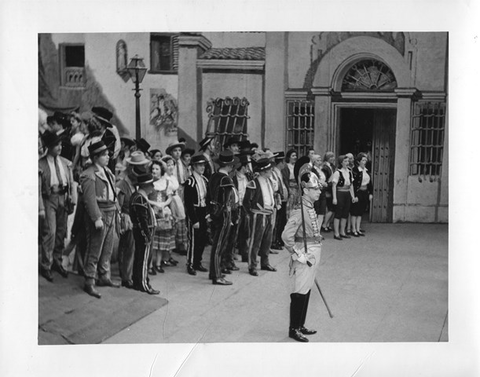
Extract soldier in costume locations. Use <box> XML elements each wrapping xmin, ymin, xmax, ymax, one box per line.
<box><xmin>208</xmin><ymin>150</ymin><xmax>240</xmax><ymax>285</ymax></box>
<box><xmin>243</xmin><ymin>158</ymin><xmax>277</xmax><ymax>276</ymax></box>
<box><xmin>129</xmin><ymin>173</ymin><xmax>161</xmax><ymax>295</ymax></box>
<box><xmin>282</xmin><ymin>169</ymin><xmax>323</xmax><ymax>342</ymax></box>
<box><xmin>184</xmin><ymin>153</ymin><xmax>211</xmax><ymax>276</ymax></box>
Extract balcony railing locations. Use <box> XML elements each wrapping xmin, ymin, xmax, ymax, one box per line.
<box><xmin>62</xmin><ymin>67</ymin><xmax>85</xmax><ymax>87</ymax></box>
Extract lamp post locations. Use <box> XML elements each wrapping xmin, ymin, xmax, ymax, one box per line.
<box><xmin>127</xmin><ymin>55</ymin><xmax>147</xmax><ymax>140</ymax></box>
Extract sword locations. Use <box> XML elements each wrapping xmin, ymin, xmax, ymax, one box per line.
<box><xmin>295</xmin><ymin>158</ymin><xmax>334</xmax><ymax>319</ymax></box>
<box><xmin>314</xmin><ymin>277</ymin><xmax>334</xmax><ymax>318</ymax></box>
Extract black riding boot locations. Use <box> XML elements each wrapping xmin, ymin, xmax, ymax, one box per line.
<box><xmin>289</xmin><ymin>293</ymin><xmax>308</xmax><ymax>342</ymax></box>
<box><xmin>299</xmin><ymin>290</ymin><xmax>317</xmax><ymax>335</ymax></box>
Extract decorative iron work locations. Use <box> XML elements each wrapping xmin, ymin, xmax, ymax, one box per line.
<box><xmin>285</xmin><ymin>99</ymin><xmax>315</xmax><ymax>157</ymax></box>
<box><xmin>342</xmin><ymin>59</ymin><xmax>397</xmax><ymax>91</ymax></box>
<box><xmin>205</xmin><ymin>97</ymin><xmax>250</xmax><ymax>150</ymax></box>
<box><xmin>409</xmin><ymin>102</ymin><xmax>446</xmax><ymax>178</ymax></box>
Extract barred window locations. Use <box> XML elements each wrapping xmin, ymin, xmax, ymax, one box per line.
<box><xmin>150</xmin><ymin>33</ymin><xmax>178</xmax><ymax>73</ymax></box>
<box><xmin>409</xmin><ymin>102</ymin><xmax>446</xmax><ymax>176</ymax></box>
<box><xmin>205</xmin><ymin>97</ymin><xmax>250</xmax><ymax>150</ymax></box>
<box><xmin>286</xmin><ymin>99</ymin><xmax>314</xmax><ymax>157</ymax></box>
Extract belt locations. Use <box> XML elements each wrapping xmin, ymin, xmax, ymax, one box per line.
<box><xmin>50</xmin><ymin>187</ymin><xmax>67</xmax><ymax>195</ymax></box>
<box><xmin>252</xmin><ymin>210</ymin><xmax>273</xmax><ymax>216</ymax></box>
<box><xmin>359</xmin><ymin>186</ymin><xmax>368</xmax><ymax>191</ymax></box>
<box><xmin>295</xmin><ymin>236</ymin><xmax>323</xmax><ymax>244</ymax></box>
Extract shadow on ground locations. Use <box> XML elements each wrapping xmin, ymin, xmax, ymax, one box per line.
<box><xmin>38</xmin><ymin>273</ymin><xmax>167</xmax><ymax>345</ymax></box>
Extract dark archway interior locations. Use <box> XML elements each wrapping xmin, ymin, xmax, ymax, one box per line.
<box><xmin>339</xmin><ymin>108</ymin><xmax>374</xmax><ymax>164</ymax></box>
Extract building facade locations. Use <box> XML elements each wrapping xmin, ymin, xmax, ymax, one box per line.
<box><xmin>39</xmin><ymin>32</ymin><xmax>448</xmax><ymax>223</ymax></box>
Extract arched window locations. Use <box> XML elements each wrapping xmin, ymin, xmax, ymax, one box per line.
<box><xmin>342</xmin><ymin>59</ymin><xmax>397</xmax><ymax>91</ymax></box>
<box><xmin>116</xmin><ymin>40</ymin><xmax>128</xmax><ymax>73</ymax></box>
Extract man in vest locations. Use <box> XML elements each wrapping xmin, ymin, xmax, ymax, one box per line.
<box><xmin>80</xmin><ymin>140</ymin><xmax>119</xmax><ymax>298</ymax></box>
<box><xmin>39</xmin><ymin>131</ymin><xmax>76</xmax><ymax>282</ymax></box>
<box><xmin>243</xmin><ymin>158</ymin><xmax>277</xmax><ymax>276</ymax></box>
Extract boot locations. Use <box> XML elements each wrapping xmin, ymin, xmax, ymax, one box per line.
<box><xmin>299</xmin><ymin>291</ymin><xmax>316</xmax><ymax>335</ymax></box>
<box><xmin>84</xmin><ymin>281</ymin><xmax>101</xmax><ymax>299</ymax></box>
<box><xmin>289</xmin><ymin>294</ymin><xmax>302</xmax><ymax>329</ymax></box>
<box><xmin>187</xmin><ymin>264</ymin><xmax>197</xmax><ymax>276</ymax></box>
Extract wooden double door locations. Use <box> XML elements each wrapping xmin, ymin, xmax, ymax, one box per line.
<box><xmin>338</xmin><ymin>107</ymin><xmax>396</xmax><ymax>223</ymax></box>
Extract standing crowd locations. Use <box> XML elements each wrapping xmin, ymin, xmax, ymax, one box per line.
<box><xmin>38</xmin><ymin>106</ymin><xmax>373</xmax><ymax>302</ymax></box>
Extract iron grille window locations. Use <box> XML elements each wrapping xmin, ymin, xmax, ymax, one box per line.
<box><xmin>409</xmin><ymin>102</ymin><xmax>446</xmax><ymax>176</ymax></box>
<box><xmin>286</xmin><ymin>99</ymin><xmax>314</xmax><ymax>157</ymax></box>
<box><xmin>59</xmin><ymin>44</ymin><xmax>85</xmax><ymax>87</ymax></box>
<box><xmin>205</xmin><ymin>97</ymin><xmax>249</xmax><ymax>150</ymax></box>
<box><xmin>150</xmin><ymin>33</ymin><xmax>178</xmax><ymax>73</ymax></box>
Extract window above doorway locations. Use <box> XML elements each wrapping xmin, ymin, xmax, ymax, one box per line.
<box><xmin>150</xmin><ymin>33</ymin><xmax>179</xmax><ymax>74</ymax></box>
<box><xmin>342</xmin><ymin>59</ymin><xmax>397</xmax><ymax>92</ymax></box>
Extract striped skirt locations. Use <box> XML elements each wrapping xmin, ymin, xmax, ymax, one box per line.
<box><xmin>175</xmin><ymin>219</ymin><xmax>189</xmax><ymax>251</ymax></box>
<box><xmin>153</xmin><ymin>225</ymin><xmax>176</xmax><ymax>252</ymax></box>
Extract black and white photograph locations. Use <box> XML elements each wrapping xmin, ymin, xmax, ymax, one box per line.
<box><xmin>1</xmin><ymin>1</ymin><xmax>479</xmax><ymax>376</ymax></box>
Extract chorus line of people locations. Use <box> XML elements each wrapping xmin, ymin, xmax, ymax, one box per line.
<box><xmin>38</xmin><ymin>106</ymin><xmax>373</xmax><ymax>298</ymax></box>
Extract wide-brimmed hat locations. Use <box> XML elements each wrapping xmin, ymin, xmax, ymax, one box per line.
<box><xmin>224</xmin><ymin>135</ymin><xmax>242</xmax><ymax>148</ymax></box>
<box><xmin>213</xmin><ymin>150</ymin><xmax>239</xmax><ymax>167</ymax></box>
<box><xmin>237</xmin><ymin>153</ymin><xmax>251</xmax><ymax>167</ymax></box>
<box><xmin>41</xmin><ymin>130</ymin><xmax>64</xmax><ymax>148</ymax></box>
<box><xmin>166</xmin><ymin>141</ymin><xmax>186</xmax><ymax>155</ymax></box>
<box><xmin>253</xmin><ymin>158</ymin><xmax>272</xmax><ymax>173</ymax></box>
<box><xmin>121</xmin><ymin>137</ymin><xmax>136</xmax><ymax>148</ymax></box>
<box><xmin>135</xmin><ymin>138</ymin><xmax>151</xmax><ymax>154</ymax></box>
<box><xmin>91</xmin><ymin>106</ymin><xmax>113</xmax><ymax>127</ymax></box>
<box><xmin>263</xmin><ymin>150</ymin><xmax>276</xmax><ymax>161</ymax></box>
<box><xmin>239</xmin><ymin>140</ymin><xmax>255</xmax><ymax>155</ymax></box>
<box><xmin>88</xmin><ymin>140</ymin><xmax>108</xmax><ymax>157</ymax></box>
<box><xmin>198</xmin><ymin>135</ymin><xmax>215</xmax><ymax>150</ymax></box>
<box><xmin>181</xmin><ymin>148</ymin><xmax>195</xmax><ymax>157</ymax></box>
<box><xmin>136</xmin><ymin>172</ymin><xmax>154</xmax><ymax>186</ymax></box>
<box><xmin>190</xmin><ymin>152</ymin><xmax>207</xmax><ymax>165</ymax></box>
<box><xmin>126</xmin><ymin>151</ymin><xmax>150</xmax><ymax>165</ymax></box>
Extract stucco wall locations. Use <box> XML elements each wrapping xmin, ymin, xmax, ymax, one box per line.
<box><xmin>410</xmin><ymin>32</ymin><xmax>448</xmax><ymax>91</ymax></box>
<box><xmin>201</xmin><ymin>72</ymin><xmax>264</xmax><ymax>145</ymax></box>
<box><xmin>287</xmin><ymin>32</ymin><xmax>317</xmax><ymax>89</ymax></box>
<box><xmin>286</xmin><ymin>32</ymin><xmax>448</xmax><ymax>92</ymax></box>
<box><xmin>52</xmin><ymin>33</ymin><xmax>179</xmax><ymax>152</ymax></box>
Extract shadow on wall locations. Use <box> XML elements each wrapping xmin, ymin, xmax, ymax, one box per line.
<box><xmin>38</xmin><ymin>33</ymin><xmax>128</xmax><ymax>135</ymax></box>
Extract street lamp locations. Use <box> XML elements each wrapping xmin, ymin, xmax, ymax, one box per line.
<box><xmin>127</xmin><ymin>55</ymin><xmax>147</xmax><ymax>140</ymax></box>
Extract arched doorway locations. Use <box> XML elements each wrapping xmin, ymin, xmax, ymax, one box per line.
<box><xmin>311</xmin><ymin>36</ymin><xmax>416</xmax><ymax>223</ymax></box>
<box><xmin>335</xmin><ymin>58</ymin><xmax>397</xmax><ymax>222</ymax></box>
